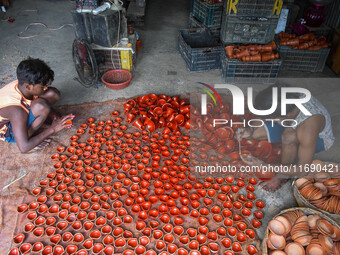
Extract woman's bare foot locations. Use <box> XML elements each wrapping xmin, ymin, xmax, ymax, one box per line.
<box><xmin>258</xmin><ymin>178</ymin><xmax>290</xmax><ymax>192</ymax></box>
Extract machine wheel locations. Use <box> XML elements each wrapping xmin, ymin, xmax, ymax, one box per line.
<box><xmin>72</xmin><ymin>39</ymin><xmax>98</xmax><ymax>87</ymax></box>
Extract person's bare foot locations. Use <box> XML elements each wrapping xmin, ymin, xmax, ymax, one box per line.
<box><xmin>258</xmin><ymin>178</ymin><xmax>290</xmax><ymax>192</ymax></box>
<box><xmin>27</xmin><ymin>139</ymin><xmax>51</xmax><ymax>153</ymax></box>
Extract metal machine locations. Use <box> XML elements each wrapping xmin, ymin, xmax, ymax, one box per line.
<box><xmin>72</xmin><ymin>1</ymin><xmax>134</xmax><ymax>87</ymax></box>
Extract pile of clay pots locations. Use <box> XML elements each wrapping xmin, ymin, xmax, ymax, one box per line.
<box><xmin>264</xmin><ymin>208</ymin><xmax>340</xmax><ymax>255</ymax></box>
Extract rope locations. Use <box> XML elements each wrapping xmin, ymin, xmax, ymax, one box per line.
<box><xmin>18</xmin><ymin>23</ymin><xmax>73</xmax><ymax>39</ymax></box>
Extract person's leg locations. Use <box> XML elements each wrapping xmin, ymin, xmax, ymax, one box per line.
<box><xmin>5</xmin><ymin>110</ymin><xmax>36</xmax><ymax>143</ymax></box>
<box><xmin>39</xmin><ymin>87</ymin><xmax>61</xmax><ymax>124</ymax></box>
<box><xmin>259</xmin><ymin>124</ymin><xmax>297</xmax><ymax>192</ymax></box>
<box><xmin>5</xmin><ymin>108</ymin><xmax>50</xmax><ymax>152</ymax></box>
<box><xmin>29</xmin><ymin>87</ymin><xmax>61</xmax><ymax>136</ymax></box>
<box><xmin>29</xmin><ymin>99</ymin><xmax>51</xmax><ymax>137</ymax></box>
<box><xmin>280</xmin><ymin>127</ymin><xmax>299</xmax><ymax>164</ymax></box>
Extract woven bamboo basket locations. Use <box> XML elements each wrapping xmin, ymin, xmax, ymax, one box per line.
<box><xmin>261</xmin><ymin>207</ymin><xmax>340</xmax><ymax>255</ymax></box>
<box><xmin>292</xmin><ymin>179</ymin><xmax>340</xmax><ymax>224</ymax></box>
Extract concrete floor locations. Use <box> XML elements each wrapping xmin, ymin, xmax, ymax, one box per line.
<box><xmin>0</xmin><ymin>0</ymin><xmax>339</xmax><ymax>243</ymax></box>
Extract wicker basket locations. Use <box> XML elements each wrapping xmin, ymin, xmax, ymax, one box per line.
<box><xmin>292</xmin><ymin>179</ymin><xmax>340</xmax><ymax>224</ymax></box>
<box><xmin>261</xmin><ymin>207</ymin><xmax>340</xmax><ymax>255</ymax></box>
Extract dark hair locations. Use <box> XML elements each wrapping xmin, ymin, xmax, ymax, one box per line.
<box><xmin>254</xmin><ymin>84</ymin><xmax>301</xmax><ymax>118</ymax></box>
<box><xmin>17</xmin><ymin>58</ymin><xmax>54</xmax><ymax>86</ymax></box>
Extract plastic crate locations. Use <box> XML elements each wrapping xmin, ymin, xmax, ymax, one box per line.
<box><xmin>220</xmin><ymin>16</ymin><xmax>279</xmax><ymax>44</ymax></box>
<box><xmin>278</xmin><ymin>46</ymin><xmax>330</xmax><ymax>72</ymax></box>
<box><xmin>178</xmin><ymin>28</ymin><xmax>224</xmax><ymax>72</ymax></box>
<box><xmin>224</xmin><ymin>0</ymin><xmax>282</xmax><ymax>18</ymax></box>
<box><xmin>188</xmin><ymin>14</ymin><xmax>221</xmax><ymax>39</ymax></box>
<box><xmin>222</xmin><ymin>56</ymin><xmax>282</xmax><ymax>84</ymax></box>
<box><xmin>190</xmin><ymin>0</ymin><xmax>223</xmax><ymax>26</ymax></box>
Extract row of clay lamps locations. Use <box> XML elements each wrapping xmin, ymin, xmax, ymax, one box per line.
<box><xmin>267</xmin><ymin>209</ymin><xmax>340</xmax><ymax>255</ymax></box>
<box><xmin>9</xmin><ymin>95</ymin><xmax>264</xmax><ymax>255</ymax></box>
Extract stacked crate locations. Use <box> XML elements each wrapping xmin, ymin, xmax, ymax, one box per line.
<box><xmin>189</xmin><ymin>0</ymin><xmax>224</xmax><ymax>38</ymax></box>
<box><xmin>278</xmin><ymin>46</ymin><xmax>330</xmax><ymax>72</ymax></box>
<box><xmin>178</xmin><ymin>28</ymin><xmax>224</xmax><ymax>72</ymax></box>
<box><xmin>220</xmin><ymin>0</ymin><xmax>282</xmax><ymax>44</ymax></box>
<box><xmin>221</xmin><ymin>0</ymin><xmax>283</xmax><ymax>84</ymax></box>
<box><xmin>178</xmin><ymin>0</ymin><xmax>224</xmax><ymax>72</ymax></box>
<box><xmin>188</xmin><ymin>14</ymin><xmax>221</xmax><ymax>40</ymax></box>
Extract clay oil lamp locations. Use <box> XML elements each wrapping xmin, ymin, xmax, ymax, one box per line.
<box><xmin>114</xmin><ymin>237</ymin><xmax>126</xmax><ymax>248</ymax></box>
<box><xmin>62</xmin><ymin>232</ymin><xmax>74</xmax><ymax>243</ymax></box>
<box><xmin>50</xmin><ymin>234</ymin><xmax>62</xmax><ymax>245</ymax></box>
<box><xmin>64</xmin><ymin>245</ymin><xmax>78</xmax><ymax>254</ymax></box>
<box><xmin>19</xmin><ymin>243</ymin><xmax>32</xmax><ymax>254</ymax></box>
<box><xmin>40</xmin><ymin>246</ymin><xmax>53</xmax><ymax>255</ymax></box>
<box><xmin>13</xmin><ymin>233</ymin><xmax>25</xmax><ymax>245</ymax></box>
<box><xmin>17</xmin><ymin>204</ymin><xmax>29</xmax><ymax>213</ymax></box>
<box><xmin>52</xmin><ymin>245</ymin><xmax>65</xmax><ymax>255</ymax></box>
<box><xmin>92</xmin><ymin>243</ymin><xmax>104</xmax><ymax>254</ymax></box>
<box><xmin>90</xmin><ymin>229</ymin><xmax>102</xmax><ymax>240</ymax></box>
<box><xmin>34</xmin><ymin>216</ymin><xmax>46</xmax><ymax>226</ymax></box>
<box><xmin>8</xmin><ymin>248</ymin><xmax>20</xmax><ymax>255</ymax></box>
<box><xmin>45</xmin><ymin>226</ymin><xmax>57</xmax><ymax>237</ymax></box>
<box><xmin>102</xmin><ymin>246</ymin><xmax>114</xmax><ymax>255</ymax></box>
<box><xmin>82</xmin><ymin>238</ymin><xmax>94</xmax><ymax>250</ymax></box>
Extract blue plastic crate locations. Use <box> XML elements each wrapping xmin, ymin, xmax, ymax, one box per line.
<box><xmin>222</xmin><ymin>55</ymin><xmax>282</xmax><ymax>84</ymax></box>
<box><xmin>191</xmin><ymin>0</ymin><xmax>223</xmax><ymax>26</ymax></box>
<box><xmin>224</xmin><ymin>0</ymin><xmax>283</xmax><ymax>18</ymax></box>
<box><xmin>278</xmin><ymin>45</ymin><xmax>330</xmax><ymax>72</ymax></box>
<box><xmin>220</xmin><ymin>16</ymin><xmax>279</xmax><ymax>44</ymax></box>
<box><xmin>188</xmin><ymin>13</ymin><xmax>221</xmax><ymax>40</ymax></box>
<box><xmin>178</xmin><ymin>28</ymin><xmax>224</xmax><ymax>72</ymax></box>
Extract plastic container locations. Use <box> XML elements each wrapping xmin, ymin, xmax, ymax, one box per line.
<box><xmin>278</xmin><ymin>45</ymin><xmax>330</xmax><ymax>72</ymax></box>
<box><xmin>221</xmin><ymin>55</ymin><xmax>282</xmax><ymax>84</ymax></box>
<box><xmin>101</xmin><ymin>69</ymin><xmax>133</xmax><ymax>90</ymax></box>
<box><xmin>220</xmin><ymin>15</ymin><xmax>279</xmax><ymax>44</ymax></box>
<box><xmin>190</xmin><ymin>0</ymin><xmax>223</xmax><ymax>26</ymax></box>
<box><xmin>188</xmin><ymin>13</ymin><xmax>220</xmax><ymax>40</ymax></box>
<box><xmin>303</xmin><ymin>3</ymin><xmax>326</xmax><ymax>27</ymax></box>
<box><xmin>178</xmin><ymin>28</ymin><xmax>224</xmax><ymax>72</ymax></box>
<box><xmin>224</xmin><ymin>0</ymin><xmax>283</xmax><ymax>18</ymax></box>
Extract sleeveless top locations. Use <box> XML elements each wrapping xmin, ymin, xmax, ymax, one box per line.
<box><xmin>292</xmin><ymin>96</ymin><xmax>335</xmax><ymax>151</ymax></box>
<box><xmin>0</xmin><ymin>80</ymin><xmax>32</xmax><ymax>141</ymax></box>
